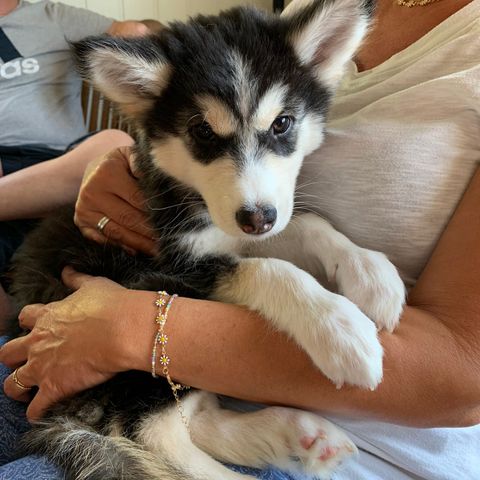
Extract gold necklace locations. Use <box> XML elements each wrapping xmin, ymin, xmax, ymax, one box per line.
<box><xmin>397</xmin><ymin>0</ymin><xmax>443</xmax><ymax>6</ymax></box>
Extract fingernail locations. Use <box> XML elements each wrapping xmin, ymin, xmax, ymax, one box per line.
<box><xmin>123</xmin><ymin>246</ymin><xmax>137</xmax><ymax>256</ymax></box>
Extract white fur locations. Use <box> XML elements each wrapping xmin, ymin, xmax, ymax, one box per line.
<box><xmin>137</xmin><ymin>392</ymin><xmax>257</xmax><ymax>480</ymax></box>
<box><xmin>190</xmin><ymin>394</ymin><xmax>357</xmax><ymax>479</ymax></box>
<box><xmin>180</xmin><ymin>225</ymin><xmax>243</xmax><ymax>257</ymax></box>
<box><xmin>283</xmin><ymin>0</ymin><xmax>370</xmax><ymax>88</ymax></box>
<box><xmin>236</xmin><ymin>151</ymin><xmax>300</xmax><ymax>235</ymax></box>
<box><xmin>252</xmin><ymin>83</ymin><xmax>288</xmax><ymax>131</ymax></box>
<box><xmin>88</xmin><ymin>48</ymin><xmax>171</xmax><ymax>115</ymax></box>
<box><xmin>137</xmin><ymin>390</ymin><xmax>358</xmax><ymax>479</ymax></box>
<box><xmin>295</xmin><ymin>111</ymin><xmax>326</xmax><ymax>158</ymax></box>
<box><xmin>251</xmin><ymin>213</ymin><xmax>406</xmax><ymax>332</ymax></box>
<box><xmin>229</xmin><ymin>49</ymin><xmax>255</xmax><ymax>118</ymax></box>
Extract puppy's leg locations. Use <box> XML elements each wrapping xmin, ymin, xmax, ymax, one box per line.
<box><xmin>252</xmin><ymin>213</ymin><xmax>406</xmax><ymax>333</ymax></box>
<box><xmin>213</xmin><ymin>257</ymin><xmax>383</xmax><ymax>389</ymax></box>
<box><xmin>136</xmin><ymin>391</ymin><xmax>256</xmax><ymax>480</ymax></box>
<box><xmin>189</xmin><ymin>393</ymin><xmax>356</xmax><ymax>480</ymax></box>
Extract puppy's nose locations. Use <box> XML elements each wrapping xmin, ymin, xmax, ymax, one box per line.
<box><xmin>235</xmin><ymin>206</ymin><xmax>277</xmax><ymax>235</ymax></box>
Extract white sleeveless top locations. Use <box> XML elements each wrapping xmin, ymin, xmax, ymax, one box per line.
<box><xmin>298</xmin><ymin>1</ymin><xmax>480</xmax><ymax>478</ymax></box>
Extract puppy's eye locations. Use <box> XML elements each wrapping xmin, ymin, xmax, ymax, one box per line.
<box><xmin>190</xmin><ymin>121</ymin><xmax>216</xmax><ymax>143</ymax></box>
<box><xmin>271</xmin><ymin>116</ymin><xmax>292</xmax><ymax>135</ymax></box>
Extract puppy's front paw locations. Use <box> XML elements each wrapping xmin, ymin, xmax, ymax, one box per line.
<box><xmin>269</xmin><ymin>408</ymin><xmax>357</xmax><ymax>479</ymax></box>
<box><xmin>331</xmin><ymin>248</ymin><xmax>406</xmax><ymax>332</ymax></box>
<box><xmin>300</xmin><ymin>294</ymin><xmax>384</xmax><ymax>390</ymax></box>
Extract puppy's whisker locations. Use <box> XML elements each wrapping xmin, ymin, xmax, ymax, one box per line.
<box><xmin>148</xmin><ymin>200</ymin><xmax>201</xmax><ymax>212</ymax></box>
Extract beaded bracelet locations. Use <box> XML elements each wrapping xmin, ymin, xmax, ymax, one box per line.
<box><xmin>151</xmin><ymin>290</ymin><xmax>190</xmax><ymax>428</ymax></box>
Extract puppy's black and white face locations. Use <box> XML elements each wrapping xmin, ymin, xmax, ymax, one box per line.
<box><xmin>74</xmin><ymin>0</ymin><xmax>373</xmax><ymax>238</ymax></box>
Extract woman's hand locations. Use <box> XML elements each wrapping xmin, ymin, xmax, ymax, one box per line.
<box><xmin>74</xmin><ymin>146</ymin><xmax>157</xmax><ymax>256</ymax></box>
<box><xmin>0</xmin><ymin>267</ymin><xmax>156</xmax><ymax>421</ymax></box>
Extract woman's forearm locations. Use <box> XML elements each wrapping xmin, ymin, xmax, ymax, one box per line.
<box><xmin>134</xmin><ymin>297</ymin><xmax>475</xmax><ymax>428</ymax></box>
<box><xmin>126</xmin><ymin>289</ymin><xmax>476</xmax><ymax>427</ymax></box>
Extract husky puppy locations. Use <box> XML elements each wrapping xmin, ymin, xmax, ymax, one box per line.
<box><xmin>9</xmin><ymin>0</ymin><xmax>405</xmax><ymax>478</ymax></box>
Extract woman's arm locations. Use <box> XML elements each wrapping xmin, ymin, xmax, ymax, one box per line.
<box><xmin>3</xmin><ymin>268</ymin><xmax>475</xmax><ymax>426</ymax></box>
<box><xmin>155</xmin><ymin>301</ymin><xmax>474</xmax><ymax>428</ymax></box>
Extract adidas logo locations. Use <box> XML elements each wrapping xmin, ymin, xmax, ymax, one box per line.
<box><xmin>0</xmin><ymin>58</ymin><xmax>39</xmax><ymax>79</ymax></box>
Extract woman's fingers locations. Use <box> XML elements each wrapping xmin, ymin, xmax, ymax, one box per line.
<box><xmin>0</xmin><ymin>336</ymin><xmax>30</xmax><ymax>368</ymax></box>
<box><xmin>74</xmin><ymin>146</ymin><xmax>156</xmax><ymax>255</ymax></box>
<box><xmin>61</xmin><ymin>267</ymin><xmax>96</xmax><ymax>290</ymax></box>
<box><xmin>26</xmin><ymin>388</ymin><xmax>55</xmax><ymax>422</ymax></box>
<box><xmin>77</xmin><ymin>225</ymin><xmax>108</xmax><ymax>246</ymax></box>
<box><xmin>3</xmin><ymin>366</ymin><xmax>34</xmax><ymax>403</ymax></box>
<box><xmin>112</xmin><ymin>168</ymin><xmax>148</xmax><ymax>211</ymax></box>
<box><xmin>75</xmin><ymin>195</ymin><xmax>153</xmax><ymax>240</ymax></box>
<box><xmin>81</xmin><ymin>145</ymin><xmax>147</xmax><ymax>213</ymax></box>
<box><xmin>126</xmin><ymin>149</ymin><xmax>142</xmax><ymax>179</ymax></box>
<box><xmin>0</xmin><ymin>274</ymin><xmax>134</xmax><ymax>419</ymax></box>
<box><xmin>96</xmin><ymin>205</ymin><xmax>154</xmax><ymax>245</ymax></box>
<box><xmin>18</xmin><ymin>303</ymin><xmax>45</xmax><ymax>330</ymax></box>
<box><xmin>96</xmin><ymin>217</ymin><xmax>157</xmax><ymax>256</ymax></box>
<box><xmin>77</xmin><ymin>215</ymin><xmax>156</xmax><ymax>256</ymax></box>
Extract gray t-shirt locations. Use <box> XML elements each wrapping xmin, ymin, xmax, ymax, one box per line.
<box><xmin>0</xmin><ymin>0</ymin><xmax>113</xmax><ymax>149</ymax></box>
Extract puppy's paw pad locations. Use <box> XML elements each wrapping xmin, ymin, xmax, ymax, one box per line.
<box><xmin>276</xmin><ymin>412</ymin><xmax>357</xmax><ymax>478</ymax></box>
<box><xmin>293</xmin><ymin>435</ymin><xmax>356</xmax><ymax>476</ymax></box>
<box><xmin>318</xmin><ymin>446</ymin><xmax>339</xmax><ymax>461</ymax></box>
<box><xmin>300</xmin><ymin>432</ymin><xmax>326</xmax><ymax>450</ymax></box>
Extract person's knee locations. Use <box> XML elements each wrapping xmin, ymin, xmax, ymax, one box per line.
<box><xmin>90</xmin><ymin>129</ymin><xmax>134</xmax><ymax>149</ymax></box>
<box><xmin>65</xmin><ymin>130</ymin><xmax>134</xmax><ymax>171</ymax></box>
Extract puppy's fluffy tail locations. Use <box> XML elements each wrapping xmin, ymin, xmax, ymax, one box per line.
<box><xmin>21</xmin><ymin>417</ymin><xmax>191</xmax><ymax>480</ymax></box>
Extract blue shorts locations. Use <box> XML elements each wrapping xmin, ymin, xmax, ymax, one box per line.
<box><xmin>0</xmin><ymin>145</ymin><xmax>64</xmax><ymax>277</ymax></box>
<box><xmin>0</xmin><ymin>336</ymin><xmax>299</xmax><ymax>479</ymax></box>
<box><xmin>0</xmin><ymin>145</ymin><xmax>65</xmax><ymax>177</ymax></box>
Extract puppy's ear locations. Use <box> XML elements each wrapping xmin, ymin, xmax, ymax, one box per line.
<box><xmin>283</xmin><ymin>0</ymin><xmax>374</xmax><ymax>88</ymax></box>
<box><xmin>72</xmin><ymin>36</ymin><xmax>171</xmax><ymax>117</ymax></box>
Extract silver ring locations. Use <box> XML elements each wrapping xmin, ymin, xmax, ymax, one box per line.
<box><xmin>96</xmin><ymin>216</ymin><xmax>110</xmax><ymax>233</ymax></box>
